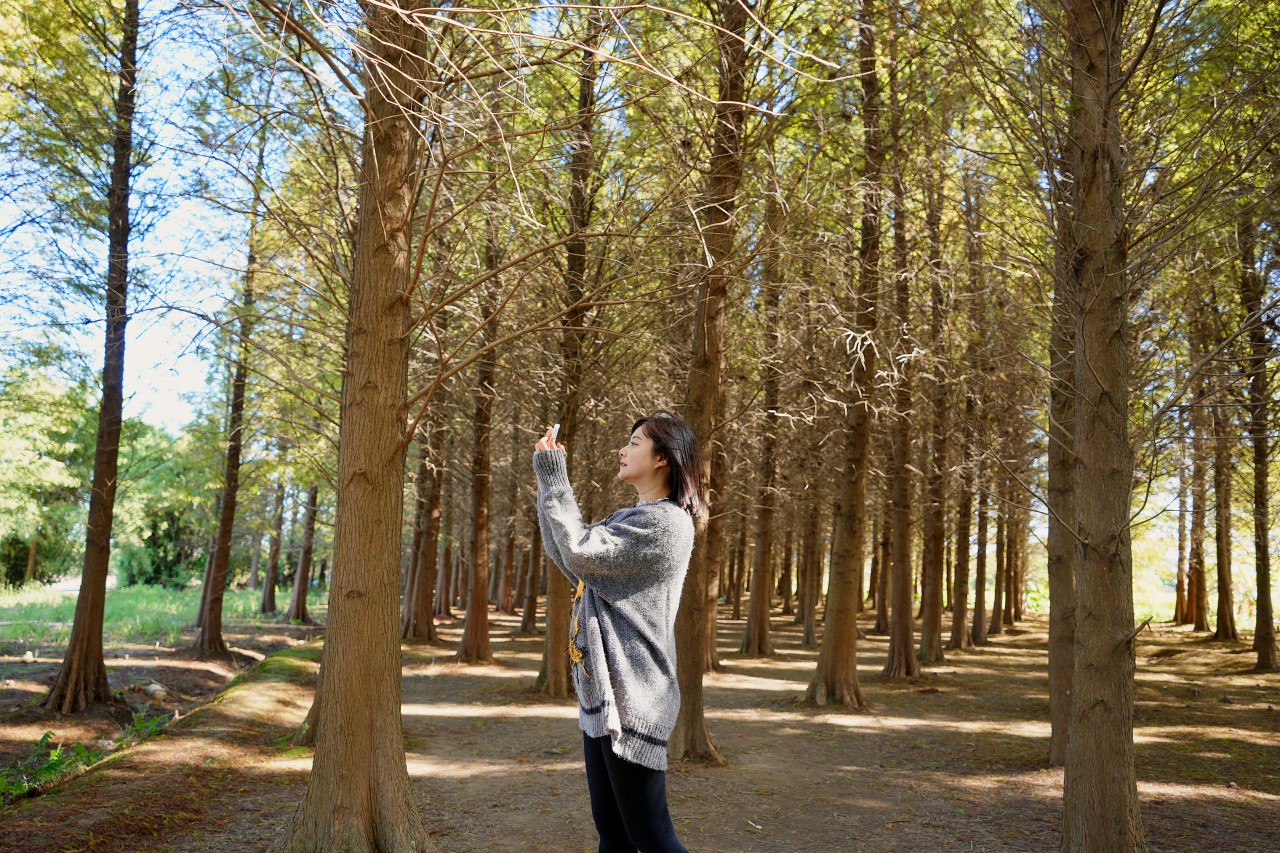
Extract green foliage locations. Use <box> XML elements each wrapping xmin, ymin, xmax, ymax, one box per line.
<box><xmin>0</xmin><ymin>363</ymin><xmax>95</xmax><ymax>586</ymax></box>
<box><xmin>123</xmin><ymin>710</ymin><xmax>169</xmax><ymax>742</ymax></box>
<box><xmin>114</xmin><ymin>514</ymin><xmax>206</xmax><ymax>589</ymax></box>
<box><xmin>1</xmin><ymin>0</ymin><xmax>139</xmax><ymax>241</ymax></box>
<box><xmin>0</xmin><ymin>731</ymin><xmax>105</xmax><ymax>805</ymax></box>
<box><xmin>0</xmin><ymin>712</ymin><xmax>171</xmax><ymax>805</ymax></box>
<box><xmin>0</xmin><ymin>359</ymin><xmax>223</xmax><ymax>589</ymax></box>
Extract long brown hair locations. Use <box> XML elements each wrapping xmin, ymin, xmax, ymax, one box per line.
<box><xmin>631</xmin><ymin>410</ymin><xmax>705</xmax><ymax>518</ymax></box>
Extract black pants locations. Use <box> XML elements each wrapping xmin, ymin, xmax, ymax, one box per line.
<box><xmin>583</xmin><ymin>732</ymin><xmax>689</xmax><ymax>853</ymax></box>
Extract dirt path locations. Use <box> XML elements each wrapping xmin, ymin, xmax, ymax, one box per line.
<box><xmin>2</xmin><ymin>608</ymin><xmax>1278</xmax><ymax>852</ymax></box>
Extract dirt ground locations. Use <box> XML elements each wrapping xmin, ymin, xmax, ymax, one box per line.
<box><xmin>1</xmin><ymin>605</ymin><xmax>1278</xmax><ymax>852</ymax></box>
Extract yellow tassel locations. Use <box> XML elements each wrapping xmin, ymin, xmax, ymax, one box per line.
<box><xmin>569</xmin><ymin>579</ymin><xmax>588</xmax><ymax>680</ymax></box>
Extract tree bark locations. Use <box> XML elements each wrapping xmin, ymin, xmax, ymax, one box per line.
<box><xmin>403</xmin><ymin>410</ymin><xmax>444</xmax><ymax>643</ymax></box>
<box><xmin>1211</xmin><ymin>401</ymin><xmax>1237</xmax><ymax>641</ymax></box>
<box><xmin>434</xmin><ymin>472</ymin><xmax>455</xmax><ymax>620</ymax></box>
<box><xmin>248</xmin><ymin>532</ymin><xmax>262</xmax><ymax>591</ymax></box>
<box><xmin>42</xmin><ymin>0</ymin><xmax>138</xmax><ymax>715</ymax></box>
<box><xmin>521</xmin><ymin>512</ymin><xmax>542</xmax><ymax>633</ymax></box>
<box><xmin>1239</xmin><ymin>208</ymin><xmax>1278</xmax><ymax>670</ymax></box>
<box><xmin>917</xmin><ymin>167</ymin><xmax>948</xmax><ymax>666</ymax></box>
<box><xmin>866</xmin><ymin>513</ymin><xmax>879</xmax><ymax>612</ymax></box>
<box><xmin>268</xmin><ymin>5</ymin><xmax>429</xmax><ymax>848</ymax></box>
<box><xmin>875</xmin><ymin>491</ymin><xmax>892</xmax><ymax>635</ymax></box>
<box><xmin>799</xmin><ymin>506</ymin><xmax>821</xmax><ymax>646</ymax></box>
<box><xmin>1174</xmin><ymin>423</ymin><xmax>1189</xmax><ymax>624</ymax></box>
<box><xmin>457</xmin><ymin>239</ymin><xmax>499</xmax><ymax>664</ymax></box>
<box><xmin>806</xmin><ymin>2</ymin><xmax>881</xmax><ymax>700</ymax></box>
<box><xmin>670</xmin><ymin>0</ymin><xmax>748</xmax><ymax>765</ymax></box>
<box><xmin>1189</xmin><ymin>319</ymin><xmax>1211</xmax><ymax>632</ymax></box>
<box><xmin>262</xmin><ymin>479</ymin><xmax>285</xmax><ymax>614</ymax></box>
<box><xmin>284</xmin><ymin>484</ymin><xmax>319</xmax><ymax>625</ymax></box>
<box><xmin>882</xmin><ymin>14</ymin><xmax>918</xmax><ymax>678</ymax></box>
<box><xmin>971</xmin><ymin>477</ymin><xmax>989</xmax><ymax>646</ymax></box>
<box><xmin>704</xmin><ymin>442</ymin><xmax>729</xmax><ymax>674</ymax></box>
<box><xmin>24</xmin><ymin>534</ymin><xmax>38</xmax><ymax>584</ymax></box>
<box><xmin>1058</xmin><ymin>0</ymin><xmax>1147</xmax><ymax>844</ymax></box>
<box><xmin>499</xmin><ymin>524</ymin><xmax>516</xmax><ymax>614</ymax></box>
<box><xmin>779</xmin><ymin>527</ymin><xmax>794</xmax><ymax>616</ymax></box>
<box><xmin>988</xmin><ymin>490</ymin><xmax>1006</xmax><ymax>638</ymax></box>
<box><xmin>947</xmin><ymin>398</ymin><xmax>976</xmax><ymax>652</ymax></box>
<box><xmin>402</xmin><ymin>441</ymin><xmax>430</xmax><ymax>622</ymax></box>
<box><xmin>741</xmin><ymin>213</ymin><xmax>781</xmax><ymax>656</ymax></box>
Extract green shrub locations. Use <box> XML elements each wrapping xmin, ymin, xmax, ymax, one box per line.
<box><xmin>0</xmin><ymin>731</ymin><xmax>105</xmax><ymax>805</ymax></box>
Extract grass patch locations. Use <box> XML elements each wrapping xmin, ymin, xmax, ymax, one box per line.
<box><xmin>0</xmin><ymin>583</ymin><xmax>329</xmax><ymax>650</ymax></box>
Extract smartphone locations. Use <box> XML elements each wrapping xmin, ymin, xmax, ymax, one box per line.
<box><xmin>550</xmin><ymin>423</ymin><xmax>561</xmax><ymax>445</ymax></box>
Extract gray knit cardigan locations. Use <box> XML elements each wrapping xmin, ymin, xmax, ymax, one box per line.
<box><xmin>533</xmin><ymin>448</ymin><xmax>695</xmax><ymax>770</ymax></box>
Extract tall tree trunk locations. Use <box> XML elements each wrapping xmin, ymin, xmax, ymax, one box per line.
<box><xmin>248</xmin><ymin>532</ymin><xmax>262</xmax><ymax>591</ymax></box>
<box><xmin>499</xmin><ymin>526</ymin><xmax>516</xmax><ymax>614</ymax></box>
<box><xmin>918</xmin><ymin>166</ymin><xmax>948</xmax><ymax>665</ymax></box>
<box><xmin>800</xmin><ymin>506</ymin><xmax>821</xmax><ymax>646</ymax></box>
<box><xmin>670</xmin><ymin>0</ymin><xmax>748</xmax><ymax>765</ymax></box>
<box><xmin>24</xmin><ymin>534</ymin><xmax>38</xmax><ymax>584</ymax></box>
<box><xmin>971</xmin><ymin>477</ymin><xmax>989</xmax><ymax>646</ymax></box>
<box><xmin>521</xmin><ymin>508</ymin><xmax>542</xmax><ymax>633</ymax></box>
<box><xmin>1058</xmin><ymin>0</ymin><xmax>1147</xmax><ymax>844</ymax></box>
<box><xmin>42</xmin><ymin>0</ymin><xmax>139</xmax><ymax>714</ymax></box>
<box><xmin>262</xmin><ymin>479</ymin><xmax>285</xmax><ymax>614</ymax></box>
<box><xmin>457</xmin><ymin>242</ymin><xmax>499</xmax><ymax>664</ymax></box>
<box><xmin>806</xmin><ymin>1</ymin><xmax>880</xmax><ymax>698</ymax></box>
<box><xmin>268</xmin><ymin>5</ymin><xmax>429</xmax><ymax>847</ymax></box>
<box><xmin>988</xmin><ymin>490</ymin><xmax>1006</xmax><ymax>638</ymax></box>
<box><xmin>1002</xmin><ymin>495</ymin><xmax>1016</xmax><ymax>627</ymax></box>
<box><xmin>882</xmin><ymin>13</ymin><xmax>917</xmax><ymax>678</ymax></box>
<box><xmin>404</xmin><ymin>407</ymin><xmax>444</xmax><ymax>642</ymax></box>
<box><xmin>1048</xmin><ymin>227</ymin><xmax>1078</xmax><ymax>764</ymax></box>
<box><xmin>944</xmin><ymin>528</ymin><xmax>952</xmax><ymax>614</ymax></box>
<box><xmin>434</xmin><ymin>469</ymin><xmax>455</xmax><ymax>620</ymax></box>
<box><xmin>1189</xmin><ymin>321</ymin><xmax>1211</xmax><ymax>632</ymax></box>
<box><xmin>1239</xmin><ymin>209</ymin><xmax>1278</xmax><ymax>670</ymax></box>
<box><xmin>705</xmin><ymin>450</ymin><xmax>729</xmax><ymax>673</ymax></box>
<box><xmin>284</xmin><ymin>484</ymin><xmax>319</xmax><ymax>625</ymax></box>
<box><xmin>729</xmin><ymin>522</ymin><xmax>742</xmax><ymax>620</ymax></box>
<box><xmin>402</xmin><ymin>441</ymin><xmax>430</xmax><ymax>625</ymax></box>
<box><xmin>794</xmin><ymin>519</ymin><xmax>809</xmax><ymax>626</ymax></box>
<box><xmin>537</xmin><ymin>8</ymin><xmax>602</xmax><ymax>695</ymax></box>
<box><xmin>741</xmin><ymin>201</ymin><xmax>781</xmax><ymax>656</ymax></box>
<box><xmin>1211</xmin><ymin>402</ymin><xmax>1237</xmax><ymax>641</ymax></box>
<box><xmin>196</xmin><ymin>152</ymin><xmax>264</xmax><ymax>656</ymax></box>
<box><xmin>875</xmin><ymin>492</ymin><xmax>891</xmax><ymax>634</ymax></box>
<box><xmin>947</xmin><ymin>398</ymin><xmax>976</xmax><ymax>652</ymax></box>
<box><xmin>732</xmin><ymin>523</ymin><xmax>748</xmax><ymax>620</ymax></box>
<box><xmin>866</xmin><ymin>512</ymin><xmax>880</xmax><ymax>611</ymax></box>
<box><xmin>1175</xmin><ymin>423</ymin><xmax>1189</xmax><ymax>624</ymax></box>
<box><xmin>779</xmin><ymin>527</ymin><xmax>794</xmax><ymax>616</ymax></box>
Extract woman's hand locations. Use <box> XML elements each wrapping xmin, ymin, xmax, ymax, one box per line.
<box><xmin>535</xmin><ymin>425</ymin><xmax>565</xmax><ymax>454</ymax></box>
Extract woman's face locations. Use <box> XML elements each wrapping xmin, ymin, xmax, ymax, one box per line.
<box><xmin>617</xmin><ymin>426</ymin><xmax>667</xmax><ymax>487</ymax></box>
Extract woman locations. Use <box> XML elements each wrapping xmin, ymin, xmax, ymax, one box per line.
<box><xmin>532</xmin><ymin>409</ymin><xmax>703</xmax><ymax>853</ymax></box>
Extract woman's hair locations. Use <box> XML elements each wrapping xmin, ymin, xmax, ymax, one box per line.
<box><xmin>630</xmin><ymin>409</ymin><xmax>705</xmax><ymax>518</ymax></box>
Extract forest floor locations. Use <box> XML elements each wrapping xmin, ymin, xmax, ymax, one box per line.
<box><xmin>1</xmin><ymin>602</ymin><xmax>1278</xmax><ymax>852</ymax></box>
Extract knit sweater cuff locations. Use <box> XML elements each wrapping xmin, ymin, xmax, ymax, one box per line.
<box><xmin>614</xmin><ymin>715</ymin><xmax>673</xmax><ymax>771</ymax></box>
<box><xmin>532</xmin><ymin>448</ymin><xmax>571</xmax><ymax>492</ymax></box>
